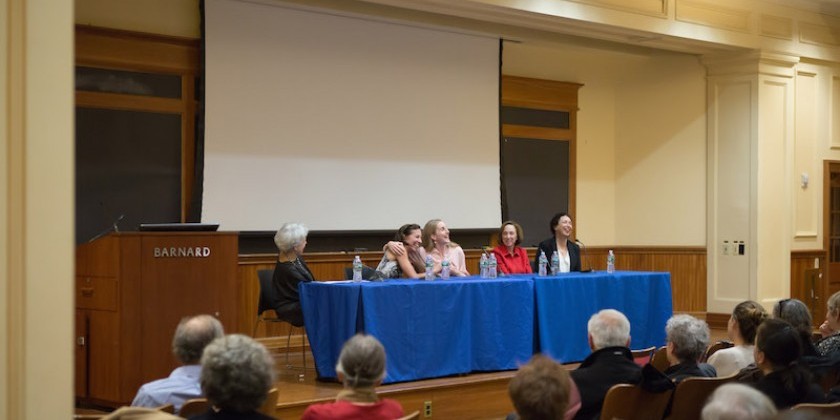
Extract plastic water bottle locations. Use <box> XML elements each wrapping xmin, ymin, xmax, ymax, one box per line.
<box><xmin>488</xmin><ymin>253</ymin><xmax>498</xmax><ymax>278</ymax></box>
<box><xmin>352</xmin><ymin>255</ymin><xmax>363</xmax><ymax>282</ymax></box>
<box><xmin>425</xmin><ymin>255</ymin><xmax>434</xmax><ymax>281</ymax></box>
<box><xmin>550</xmin><ymin>251</ymin><xmax>560</xmax><ymax>275</ymax></box>
<box><xmin>538</xmin><ymin>250</ymin><xmax>548</xmax><ymax>276</ymax></box>
<box><xmin>441</xmin><ymin>258</ymin><xmax>451</xmax><ymax>279</ymax></box>
<box><xmin>607</xmin><ymin>250</ymin><xmax>616</xmax><ymax>274</ymax></box>
<box><xmin>479</xmin><ymin>253</ymin><xmax>488</xmax><ymax>278</ymax></box>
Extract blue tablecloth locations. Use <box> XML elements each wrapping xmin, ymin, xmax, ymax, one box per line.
<box><xmin>300</xmin><ymin>277</ymin><xmax>535</xmax><ymax>383</ymax></box>
<box><xmin>300</xmin><ymin>271</ymin><xmax>672</xmax><ymax>383</ymax></box>
<box><xmin>534</xmin><ymin>271</ymin><xmax>672</xmax><ymax>363</ymax></box>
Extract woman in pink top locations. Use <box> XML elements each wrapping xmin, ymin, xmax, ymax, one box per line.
<box><xmin>422</xmin><ymin>219</ymin><xmax>469</xmax><ymax>277</ymax></box>
<box><xmin>301</xmin><ymin>334</ymin><xmax>403</xmax><ymax>420</ymax></box>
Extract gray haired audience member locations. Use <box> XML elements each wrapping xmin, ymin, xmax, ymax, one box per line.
<box><xmin>131</xmin><ymin>315</ymin><xmax>224</xmax><ymax>414</ymax></box>
<box><xmin>272</xmin><ymin>222</ymin><xmax>315</xmax><ymax>327</ymax></box>
<box><xmin>569</xmin><ymin>309</ymin><xmax>642</xmax><ymax>420</ymax></box>
<box><xmin>505</xmin><ymin>355</ymin><xmax>577</xmax><ymax>420</ymax></box>
<box><xmin>301</xmin><ymin>334</ymin><xmax>403</xmax><ymax>420</ymax></box>
<box><xmin>664</xmin><ymin>314</ymin><xmax>716</xmax><ymax>382</ymax></box>
<box><xmin>701</xmin><ymin>383</ymin><xmax>776</xmax><ymax>420</ymax></box>
<box><xmin>191</xmin><ymin>334</ymin><xmax>276</xmax><ymax>420</ymax></box>
<box><xmin>774</xmin><ymin>298</ymin><xmax>819</xmax><ymax>357</ymax></box>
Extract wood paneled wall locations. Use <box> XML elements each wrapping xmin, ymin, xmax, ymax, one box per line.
<box><xmin>706</xmin><ymin>250</ymin><xmax>827</xmax><ymax>329</ymax></box>
<box><xmin>238</xmin><ymin>246</ymin><xmax>707</xmax><ymax>346</ymax></box>
<box><xmin>791</xmin><ymin>250</ymin><xmax>827</xmax><ymax>327</ymax></box>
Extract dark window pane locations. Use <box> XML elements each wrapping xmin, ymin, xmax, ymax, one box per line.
<box><xmin>501</xmin><ymin>106</ymin><xmax>570</xmax><ymax>129</ymax></box>
<box><xmin>502</xmin><ymin>137</ymin><xmax>569</xmax><ymax>247</ymax></box>
<box><xmin>76</xmin><ymin>107</ymin><xmax>181</xmax><ymax>243</ymax></box>
<box><xmin>75</xmin><ymin>66</ymin><xmax>181</xmax><ymax>98</ymax></box>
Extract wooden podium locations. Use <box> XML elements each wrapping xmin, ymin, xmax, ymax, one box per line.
<box><xmin>75</xmin><ymin>232</ymin><xmax>238</xmax><ymax>407</ymax></box>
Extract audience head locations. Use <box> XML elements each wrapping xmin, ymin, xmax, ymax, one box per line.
<box><xmin>827</xmin><ymin>291</ymin><xmax>840</xmax><ymax>328</ymax></box>
<box><xmin>200</xmin><ymin>334</ymin><xmax>275</xmax><ymax>413</ymax></box>
<box><xmin>549</xmin><ymin>212</ymin><xmax>573</xmax><ymax>237</ymax></box>
<box><xmin>499</xmin><ymin>221</ymin><xmax>524</xmax><ymax>248</ymax></box>
<box><xmin>335</xmin><ymin>333</ymin><xmax>387</xmax><ymax>388</ymax></box>
<box><xmin>587</xmin><ymin>309</ymin><xmax>631</xmax><ymax>350</ymax></box>
<box><xmin>701</xmin><ymin>383</ymin><xmax>776</xmax><ymax>420</ymax></box>
<box><xmin>274</xmin><ymin>222</ymin><xmax>308</xmax><ymax>254</ymax></box>
<box><xmin>171</xmin><ymin>314</ymin><xmax>224</xmax><ymax>365</ymax></box>
<box><xmin>754</xmin><ymin>318</ymin><xmax>802</xmax><ymax>372</ymax></box>
<box><xmin>730</xmin><ymin>301</ymin><xmax>768</xmax><ymax>345</ymax></box>
<box><xmin>508</xmin><ymin>355</ymin><xmax>570</xmax><ymax>420</ymax></box>
<box><xmin>665</xmin><ymin>314</ymin><xmax>710</xmax><ymax>364</ymax></box>
<box><xmin>422</xmin><ymin>219</ymin><xmax>451</xmax><ymax>250</ymax></box>
<box><xmin>772</xmin><ymin>298</ymin><xmax>814</xmax><ymax>345</ymax></box>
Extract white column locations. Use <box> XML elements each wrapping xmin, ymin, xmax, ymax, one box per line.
<box><xmin>1</xmin><ymin>0</ymin><xmax>74</xmax><ymax>418</ymax></box>
<box><xmin>705</xmin><ymin>51</ymin><xmax>798</xmax><ymax>313</ymax></box>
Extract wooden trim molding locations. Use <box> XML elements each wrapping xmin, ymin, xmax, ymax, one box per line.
<box><xmin>75</xmin><ymin>25</ymin><xmax>199</xmax><ymax>73</ymax></box>
<box><xmin>706</xmin><ymin>313</ymin><xmax>730</xmax><ymax>330</ymax></box>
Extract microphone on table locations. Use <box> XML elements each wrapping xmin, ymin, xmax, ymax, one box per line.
<box><xmin>575</xmin><ymin>239</ymin><xmax>593</xmax><ymax>273</ymax></box>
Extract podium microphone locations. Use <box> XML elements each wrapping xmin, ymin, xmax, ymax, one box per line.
<box><xmin>89</xmin><ymin>214</ymin><xmax>125</xmax><ymax>243</ymax></box>
<box><xmin>112</xmin><ymin>214</ymin><xmax>125</xmax><ymax>233</ymax></box>
<box><xmin>575</xmin><ymin>239</ymin><xmax>593</xmax><ymax>273</ymax></box>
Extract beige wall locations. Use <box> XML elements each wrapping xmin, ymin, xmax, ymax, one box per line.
<box><xmin>504</xmin><ymin>41</ymin><xmax>707</xmax><ymax>246</ymax></box>
<box><xmin>75</xmin><ymin>0</ymin><xmax>200</xmax><ymax>38</ymax></box>
<box><xmin>614</xmin><ymin>55</ymin><xmax>706</xmax><ymax>246</ymax></box>
<box><xmin>2</xmin><ymin>0</ymin><xmax>74</xmax><ymax>418</ymax></box>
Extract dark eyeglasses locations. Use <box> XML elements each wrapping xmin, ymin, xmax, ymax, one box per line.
<box><xmin>777</xmin><ymin>298</ymin><xmax>791</xmax><ymax>317</ymax></box>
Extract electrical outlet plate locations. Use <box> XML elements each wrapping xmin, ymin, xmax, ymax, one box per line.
<box><xmin>424</xmin><ymin>400</ymin><xmax>432</xmax><ymax>418</ymax></box>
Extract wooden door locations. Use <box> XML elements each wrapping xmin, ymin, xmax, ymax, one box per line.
<box><xmin>75</xmin><ymin>310</ymin><xmax>88</xmax><ymax>398</ymax></box>
<box><xmin>825</xmin><ymin>162</ymin><xmax>840</xmax><ymax>303</ymax></box>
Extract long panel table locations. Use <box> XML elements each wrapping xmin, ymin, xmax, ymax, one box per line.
<box><xmin>300</xmin><ymin>277</ymin><xmax>535</xmax><ymax>383</ymax></box>
<box><xmin>300</xmin><ymin>271</ymin><xmax>672</xmax><ymax>383</ymax></box>
<box><xmin>534</xmin><ymin>271</ymin><xmax>672</xmax><ymax>363</ymax></box>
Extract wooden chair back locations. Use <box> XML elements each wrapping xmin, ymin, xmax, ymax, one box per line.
<box><xmin>155</xmin><ymin>404</ymin><xmax>175</xmax><ymax>414</ymax></box>
<box><xmin>792</xmin><ymin>402</ymin><xmax>840</xmax><ymax>416</ymax></box>
<box><xmin>820</xmin><ymin>365</ymin><xmax>840</xmax><ymax>393</ymax></box>
<box><xmin>651</xmin><ymin>346</ymin><xmax>670</xmax><ymax>373</ymax></box>
<box><xmin>259</xmin><ymin>387</ymin><xmax>279</xmax><ymax>416</ymax></box>
<box><xmin>178</xmin><ymin>398</ymin><xmax>210</xmax><ymax>418</ymax></box>
<box><xmin>600</xmin><ymin>383</ymin><xmax>673</xmax><ymax>420</ymax></box>
<box><xmin>630</xmin><ymin>346</ymin><xmax>656</xmax><ymax>367</ymax></box>
<box><xmin>665</xmin><ymin>375</ymin><xmax>737</xmax><ymax>420</ymax></box>
<box><xmin>703</xmin><ymin>340</ymin><xmax>734</xmax><ymax>362</ymax></box>
<box><xmin>395</xmin><ymin>411</ymin><xmax>421</xmax><ymax>420</ymax></box>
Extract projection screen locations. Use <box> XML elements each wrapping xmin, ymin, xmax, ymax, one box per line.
<box><xmin>203</xmin><ymin>0</ymin><xmax>501</xmax><ymax>231</ymax></box>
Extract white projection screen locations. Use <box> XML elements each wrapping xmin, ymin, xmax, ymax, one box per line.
<box><xmin>203</xmin><ymin>0</ymin><xmax>501</xmax><ymax>231</ymax></box>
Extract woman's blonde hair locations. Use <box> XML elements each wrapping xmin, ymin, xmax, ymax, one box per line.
<box><xmin>422</xmin><ymin>219</ymin><xmax>459</xmax><ymax>251</ymax></box>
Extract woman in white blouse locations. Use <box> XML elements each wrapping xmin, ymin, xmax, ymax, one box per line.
<box><xmin>707</xmin><ymin>300</ymin><xmax>768</xmax><ymax>376</ymax></box>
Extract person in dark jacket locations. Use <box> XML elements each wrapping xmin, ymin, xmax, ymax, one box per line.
<box><xmin>534</xmin><ymin>212</ymin><xmax>581</xmax><ymax>273</ymax></box>
<box><xmin>570</xmin><ymin>309</ymin><xmax>642</xmax><ymax>420</ymax></box>
<box><xmin>664</xmin><ymin>314</ymin><xmax>717</xmax><ymax>382</ymax></box>
<box><xmin>271</xmin><ymin>222</ymin><xmax>314</xmax><ymax>327</ymax></box>
<box><xmin>753</xmin><ymin>318</ymin><xmax>825</xmax><ymax>409</ymax></box>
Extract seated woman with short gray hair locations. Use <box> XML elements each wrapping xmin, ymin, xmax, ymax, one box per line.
<box><xmin>301</xmin><ymin>334</ymin><xmax>404</xmax><ymax>420</ymax></box>
<box><xmin>191</xmin><ymin>334</ymin><xmax>276</xmax><ymax>420</ymax></box>
<box><xmin>664</xmin><ymin>314</ymin><xmax>717</xmax><ymax>382</ymax></box>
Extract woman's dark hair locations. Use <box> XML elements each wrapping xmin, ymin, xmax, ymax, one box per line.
<box><xmin>394</xmin><ymin>224</ymin><xmax>421</xmax><ymax>242</ymax></box>
<box><xmin>549</xmin><ymin>212</ymin><xmax>571</xmax><ymax>235</ymax></box>
<box><xmin>732</xmin><ymin>301</ymin><xmax>768</xmax><ymax>345</ymax></box>
<box><xmin>394</xmin><ymin>223</ymin><xmax>425</xmax><ymax>273</ymax></box>
<box><xmin>756</xmin><ymin>318</ymin><xmax>811</xmax><ymax>397</ymax></box>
